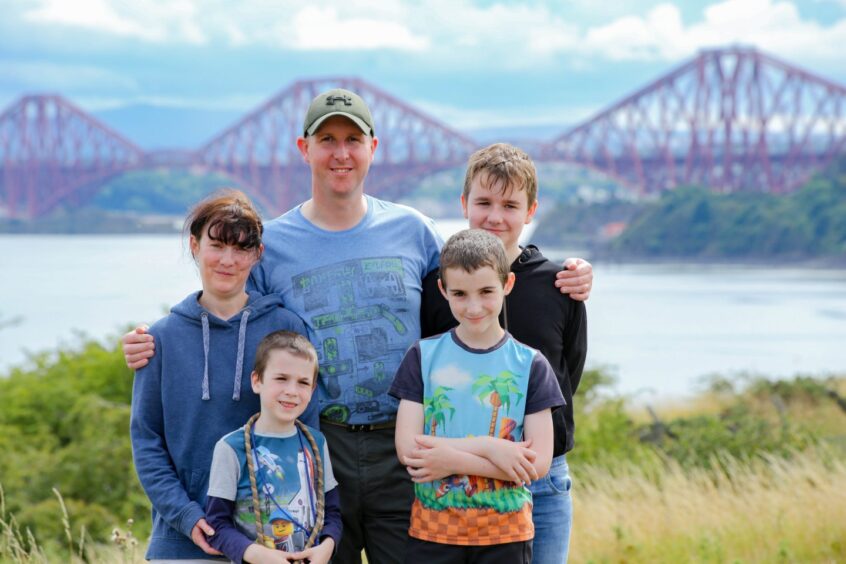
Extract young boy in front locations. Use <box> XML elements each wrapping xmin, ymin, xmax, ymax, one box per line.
<box><xmin>391</xmin><ymin>229</ymin><xmax>564</xmax><ymax>563</ymax></box>
<box><xmin>420</xmin><ymin>143</ymin><xmax>588</xmax><ymax>563</ymax></box>
<box><xmin>204</xmin><ymin>331</ymin><xmax>342</xmax><ymax>564</ymax></box>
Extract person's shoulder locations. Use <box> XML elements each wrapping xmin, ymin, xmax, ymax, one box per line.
<box><xmin>514</xmin><ymin>245</ymin><xmax>556</xmax><ymax>276</ymax></box>
<box><xmin>513</xmin><ymin>246</ymin><xmax>580</xmax><ymax>303</ymax></box>
<box><xmin>146</xmin><ymin>291</ymin><xmax>202</xmax><ymax>338</ymax></box>
<box><xmin>299</xmin><ymin>422</ymin><xmax>325</xmax><ymax>440</ymax></box>
<box><xmin>249</xmin><ymin>293</ymin><xmax>304</xmax><ymax>328</ymax></box>
<box><xmin>272</xmin><ymin>307</ymin><xmax>306</xmax><ymax>331</ymax></box>
<box><xmin>368</xmin><ymin>196</ymin><xmax>436</xmax><ymax>227</ymax></box>
<box><xmin>262</xmin><ymin>205</ymin><xmax>303</xmax><ymax>232</ymax></box>
<box><xmin>218</xmin><ymin>426</ymin><xmax>247</xmax><ymax>451</ymax></box>
<box><xmin>504</xmin><ymin>333</ymin><xmax>544</xmax><ymax>360</ymax></box>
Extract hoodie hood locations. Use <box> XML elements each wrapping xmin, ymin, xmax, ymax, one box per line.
<box><xmin>511</xmin><ymin>245</ymin><xmax>547</xmax><ymax>272</ymax></box>
<box><xmin>170</xmin><ymin>291</ymin><xmax>284</xmax><ymax>401</ymax></box>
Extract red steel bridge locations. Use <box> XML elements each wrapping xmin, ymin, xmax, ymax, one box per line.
<box><xmin>1</xmin><ymin>46</ymin><xmax>845</xmax><ymax>219</ymax></box>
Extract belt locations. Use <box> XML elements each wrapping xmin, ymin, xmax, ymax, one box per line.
<box><xmin>320</xmin><ymin>418</ymin><xmax>396</xmax><ymax>432</ymax></box>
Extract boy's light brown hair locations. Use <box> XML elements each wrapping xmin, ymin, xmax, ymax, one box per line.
<box><xmin>253</xmin><ymin>330</ymin><xmax>319</xmax><ymax>387</ymax></box>
<box><xmin>439</xmin><ymin>229</ymin><xmax>510</xmax><ymax>287</ymax></box>
<box><xmin>462</xmin><ymin>143</ymin><xmax>538</xmax><ymax>207</ymax></box>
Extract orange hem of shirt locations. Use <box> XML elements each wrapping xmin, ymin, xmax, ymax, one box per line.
<box><xmin>409</xmin><ymin>500</ymin><xmax>534</xmax><ymax>546</ymax></box>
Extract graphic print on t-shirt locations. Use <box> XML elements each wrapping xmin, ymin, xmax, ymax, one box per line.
<box><xmin>232</xmin><ymin>437</ymin><xmax>317</xmax><ymax>553</ymax></box>
<box><xmin>408</xmin><ymin>332</ymin><xmax>540</xmax><ymax>545</ymax></box>
<box><xmin>292</xmin><ymin>256</ymin><xmax>413</xmax><ymax>423</ymax></box>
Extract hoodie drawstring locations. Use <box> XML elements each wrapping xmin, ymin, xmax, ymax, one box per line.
<box><xmin>232</xmin><ymin>309</ymin><xmax>251</xmax><ymax>401</ymax></box>
<box><xmin>201</xmin><ymin>312</ymin><xmax>210</xmax><ymax>400</ymax></box>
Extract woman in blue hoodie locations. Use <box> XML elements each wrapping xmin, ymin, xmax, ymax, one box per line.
<box><xmin>130</xmin><ymin>190</ymin><xmax>316</xmax><ymax>561</ymax></box>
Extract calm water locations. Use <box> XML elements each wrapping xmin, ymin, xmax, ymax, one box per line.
<box><xmin>2</xmin><ymin>233</ymin><xmax>845</xmax><ymax>400</ymax></box>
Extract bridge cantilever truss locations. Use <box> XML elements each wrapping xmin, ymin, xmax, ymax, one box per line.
<box><xmin>543</xmin><ymin>46</ymin><xmax>846</xmax><ymax>195</ymax></box>
<box><xmin>1</xmin><ymin>47</ymin><xmax>845</xmax><ymax>219</ymax></box>
<box><xmin>0</xmin><ymin>95</ymin><xmax>144</xmax><ymax>218</ymax></box>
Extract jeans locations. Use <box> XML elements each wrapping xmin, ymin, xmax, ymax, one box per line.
<box><xmin>529</xmin><ymin>454</ymin><xmax>573</xmax><ymax>564</ymax></box>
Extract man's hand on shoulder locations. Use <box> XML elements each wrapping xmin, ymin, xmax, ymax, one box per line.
<box><xmin>122</xmin><ymin>325</ymin><xmax>155</xmax><ymax>370</ymax></box>
<box><xmin>556</xmin><ymin>258</ymin><xmax>593</xmax><ymax>301</ymax></box>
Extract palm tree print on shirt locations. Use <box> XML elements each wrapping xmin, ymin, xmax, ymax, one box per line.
<box><xmin>424</xmin><ymin>386</ymin><xmax>455</xmax><ymax>436</ymax></box>
<box><xmin>472</xmin><ymin>370</ymin><xmax>524</xmax><ymax>437</ymax></box>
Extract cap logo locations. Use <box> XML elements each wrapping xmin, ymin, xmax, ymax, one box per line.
<box><xmin>326</xmin><ymin>95</ymin><xmax>353</xmax><ymax>107</ymax></box>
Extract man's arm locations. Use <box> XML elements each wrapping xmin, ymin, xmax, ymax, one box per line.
<box><xmin>556</xmin><ymin>258</ymin><xmax>593</xmax><ymax>301</ymax></box>
<box><xmin>562</xmin><ymin>299</ymin><xmax>588</xmax><ymax>396</ymax></box>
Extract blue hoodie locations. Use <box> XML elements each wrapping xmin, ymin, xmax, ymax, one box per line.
<box><xmin>130</xmin><ymin>291</ymin><xmax>316</xmax><ymax>560</ymax></box>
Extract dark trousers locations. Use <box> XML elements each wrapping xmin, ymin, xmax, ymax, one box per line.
<box><xmin>404</xmin><ymin>537</ymin><xmax>532</xmax><ymax>564</ymax></box>
<box><xmin>322</xmin><ymin>423</ymin><xmax>413</xmax><ymax>564</ymax></box>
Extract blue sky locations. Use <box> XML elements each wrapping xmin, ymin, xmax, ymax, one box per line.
<box><xmin>1</xmin><ymin>0</ymin><xmax>845</xmax><ymax>131</ymax></box>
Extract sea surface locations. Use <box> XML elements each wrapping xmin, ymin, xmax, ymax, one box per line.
<box><xmin>2</xmin><ymin>231</ymin><xmax>845</xmax><ymax>400</ymax></box>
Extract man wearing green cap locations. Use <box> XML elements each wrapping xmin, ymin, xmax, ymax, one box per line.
<box><xmin>250</xmin><ymin>88</ymin><xmax>444</xmax><ymax>563</ymax></box>
<box><xmin>123</xmin><ymin>87</ymin><xmax>594</xmax><ymax>563</ymax></box>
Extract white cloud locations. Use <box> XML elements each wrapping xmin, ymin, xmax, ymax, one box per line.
<box><xmin>23</xmin><ymin>0</ymin><xmax>172</xmax><ymax>42</ymax></box>
<box><xmin>289</xmin><ymin>7</ymin><xmax>428</xmax><ymax>51</ymax></box>
<box><xmin>20</xmin><ymin>0</ymin><xmax>428</xmax><ymax>50</ymax></box>
<box><xmin>15</xmin><ymin>0</ymin><xmax>846</xmax><ymax>65</ymax></box>
<box><xmin>579</xmin><ymin>0</ymin><xmax>846</xmax><ymax>62</ymax></box>
<box><xmin>431</xmin><ymin>364</ymin><xmax>472</xmax><ymax>389</ymax></box>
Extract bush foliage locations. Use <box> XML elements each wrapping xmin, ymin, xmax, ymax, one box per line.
<box><xmin>1</xmin><ymin>336</ymin><xmax>844</xmax><ymax>554</ymax></box>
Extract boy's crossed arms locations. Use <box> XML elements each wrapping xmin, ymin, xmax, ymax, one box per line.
<box><xmin>396</xmin><ymin>400</ymin><xmax>554</xmax><ymax>487</ymax></box>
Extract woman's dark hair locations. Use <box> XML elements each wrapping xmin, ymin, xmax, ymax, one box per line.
<box><xmin>184</xmin><ymin>189</ymin><xmax>263</xmax><ymax>257</ymax></box>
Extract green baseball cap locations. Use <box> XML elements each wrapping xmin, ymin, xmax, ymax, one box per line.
<box><xmin>303</xmin><ymin>88</ymin><xmax>374</xmax><ymax>137</ymax></box>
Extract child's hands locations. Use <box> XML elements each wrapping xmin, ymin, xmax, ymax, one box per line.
<box><xmin>244</xmin><ymin>543</ymin><xmax>298</xmax><ymax>563</ymax></box>
<box><xmin>402</xmin><ymin>435</ymin><xmax>459</xmax><ymax>482</ymax></box>
<box><xmin>484</xmin><ymin>437</ymin><xmax>539</xmax><ymax>485</ymax></box>
<box><xmin>289</xmin><ymin>537</ymin><xmax>335</xmax><ymax>564</ymax></box>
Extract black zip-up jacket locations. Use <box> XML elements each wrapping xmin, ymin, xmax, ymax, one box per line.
<box><xmin>420</xmin><ymin>245</ymin><xmax>588</xmax><ymax>456</ymax></box>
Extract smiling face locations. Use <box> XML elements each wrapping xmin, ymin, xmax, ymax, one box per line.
<box><xmin>251</xmin><ymin>349</ymin><xmax>317</xmax><ymax>434</ymax></box>
<box><xmin>189</xmin><ymin>227</ymin><xmax>260</xmax><ymax>304</ymax></box>
<box><xmin>296</xmin><ymin>115</ymin><xmax>378</xmax><ymax>202</ymax></box>
<box><xmin>438</xmin><ymin>265</ymin><xmax>515</xmax><ymax>348</ymax></box>
<box><xmin>461</xmin><ymin>173</ymin><xmax>538</xmax><ymax>261</ymax></box>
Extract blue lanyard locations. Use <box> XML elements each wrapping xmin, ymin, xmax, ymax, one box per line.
<box><xmin>250</xmin><ymin>425</ymin><xmax>318</xmax><ymax>536</ymax></box>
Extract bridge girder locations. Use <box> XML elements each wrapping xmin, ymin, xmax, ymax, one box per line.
<box><xmin>542</xmin><ymin>46</ymin><xmax>846</xmax><ymax>195</ymax></box>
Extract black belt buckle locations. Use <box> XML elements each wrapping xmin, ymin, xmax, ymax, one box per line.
<box><xmin>347</xmin><ymin>423</ymin><xmax>375</xmax><ymax>432</ymax></box>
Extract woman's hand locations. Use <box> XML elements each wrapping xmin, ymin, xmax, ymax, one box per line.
<box><xmin>190</xmin><ymin>518</ymin><xmax>221</xmax><ymax>555</ymax></box>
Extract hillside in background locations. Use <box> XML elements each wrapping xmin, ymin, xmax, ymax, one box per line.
<box><xmin>533</xmin><ymin>157</ymin><xmax>846</xmax><ymax>261</ymax></box>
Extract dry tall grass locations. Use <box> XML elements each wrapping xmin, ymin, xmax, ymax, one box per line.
<box><xmin>571</xmin><ymin>447</ymin><xmax>846</xmax><ymax>563</ymax></box>
<box><xmin>4</xmin><ymin>449</ymin><xmax>845</xmax><ymax>562</ymax></box>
